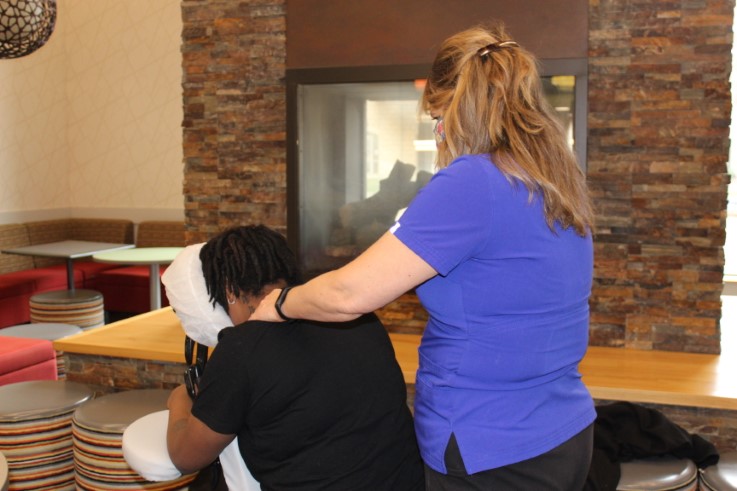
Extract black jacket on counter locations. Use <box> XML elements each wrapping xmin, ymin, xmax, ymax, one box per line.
<box><xmin>584</xmin><ymin>401</ymin><xmax>719</xmax><ymax>491</ymax></box>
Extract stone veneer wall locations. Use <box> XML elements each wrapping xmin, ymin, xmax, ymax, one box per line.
<box><xmin>181</xmin><ymin>1</ymin><xmax>733</xmax><ymax>353</ymax></box>
<box><xmin>181</xmin><ymin>0</ymin><xmax>288</xmax><ymax>243</ymax></box>
<box><xmin>587</xmin><ymin>0</ymin><xmax>733</xmax><ymax>354</ymax></box>
<box><xmin>65</xmin><ymin>354</ymin><xmax>184</xmax><ymax>395</ymax></box>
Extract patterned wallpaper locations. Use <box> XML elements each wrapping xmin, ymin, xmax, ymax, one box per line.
<box><xmin>0</xmin><ymin>0</ymin><xmax>184</xmax><ymax>224</ymax></box>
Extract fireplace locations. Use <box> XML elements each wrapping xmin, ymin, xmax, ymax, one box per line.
<box><xmin>286</xmin><ymin>60</ymin><xmax>587</xmax><ymax>277</ymax></box>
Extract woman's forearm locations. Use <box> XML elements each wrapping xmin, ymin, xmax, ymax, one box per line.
<box><xmin>256</xmin><ymin>232</ymin><xmax>437</xmax><ymax>323</ymax></box>
<box><xmin>281</xmin><ymin>269</ymin><xmax>367</xmax><ymax>322</ymax></box>
<box><xmin>166</xmin><ymin>385</ymin><xmax>233</xmax><ymax>475</ymax></box>
<box><xmin>166</xmin><ymin>386</ymin><xmax>201</xmax><ymax>473</ymax></box>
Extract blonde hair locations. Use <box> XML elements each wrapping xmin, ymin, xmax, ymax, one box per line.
<box><xmin>422</xmin><ymin>24</ymin><xmax>594</xmax><ymax>236</ymax></box>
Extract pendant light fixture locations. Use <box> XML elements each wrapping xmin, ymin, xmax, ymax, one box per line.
<box><xmin>0</xmin><ymin>0</ymin><xmax>57</xmax><ymax>59</ymax></box>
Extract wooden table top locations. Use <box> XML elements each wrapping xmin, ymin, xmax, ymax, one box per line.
<box><xmin>54</xmin><ymin>308</ymin><xmax>737</xmax><ymax>410</ymax></box>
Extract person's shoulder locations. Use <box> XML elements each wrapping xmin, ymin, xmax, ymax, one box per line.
<box><xmin>339</xmin><ymin>312</ymin><xmax>384</xmax><ymax>330</ymax></box>
<box><xmin>213</xmin><ymin>323</ymin><xmax>270</xmax><ymax>352</ymax></box>
<box><xmin>224</xmin><ymin>315</ymin><xmax>386</xmax><ymax>343</ymax></box>
<box><xmin>440</xmin><ymin>153</ymin><xmax>500</xmax><ymax>179</ymax></box>
<box><xmin>217</xmin><ymin>324</ymin><xmax>255</xmax><ymax>340</ymax></box>
<box><xmin>297</xmin><ymin>313</ymin><xmax>391</xmax><ymax>343</ymax></box>
<box><xmin>429</xmin><ymin>154</ymin><xmax>505</xmax><ymax>196</ymax></box>
<box><xmin>302</xmin><ymin>312</ymin><xmax>384</xmax><ymax>332</ymax></box>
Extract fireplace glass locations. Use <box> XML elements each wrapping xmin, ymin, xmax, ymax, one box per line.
<box><xmin>288</xmin><ymin>63</ymin><xmax>585</xmax><ymax>277</ymax></box>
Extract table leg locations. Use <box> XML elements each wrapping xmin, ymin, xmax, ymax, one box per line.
<box><xmin>66</xmin><ymin>259</ymin><xmax>75</xmax><ymax>293</ymax></box>
<box><xmin>149</xmin><ymin>263</ymin><xmax>161</xmax><ymax>311</ymax></box>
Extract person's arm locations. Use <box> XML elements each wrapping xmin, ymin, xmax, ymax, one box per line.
<box><xmin>252</xmin><ymin>231</ymin><xmax>437</xmax><ymax>323</ymax></box>
<box><xmin>166</xmin><ymin>385</ymin><xmax>235</xmax><ymax>475</ymax></box>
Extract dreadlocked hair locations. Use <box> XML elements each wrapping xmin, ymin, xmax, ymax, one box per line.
<box><xmin>199</xmin><ymin>225</ymin><xmax>301</xmax><ymax>311</ymax></box>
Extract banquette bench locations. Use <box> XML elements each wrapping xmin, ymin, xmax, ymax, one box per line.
<box><xmin>0</xmin><ymin>336</ymin><xmax>57</xmax><ymax>386</ymax></box>
<box><xmin>0</xmin><ymin>219</ymin><xmax>185</xmax><ymax>329</ymax></box>
<box><xmin>0</xmin><ymin>219</ymin><xmax>134</xmax><ymax>328</ymax></box>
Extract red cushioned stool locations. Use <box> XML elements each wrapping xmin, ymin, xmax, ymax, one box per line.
<box><xmin>0</xmin><ymin>337</ymin><xmax>57</xmax><ymax>386</ymax></box>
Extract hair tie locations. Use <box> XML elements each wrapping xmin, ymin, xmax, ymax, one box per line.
<box><xmin>478</xmin><ymin>41</ymin><xmax>519</xmax><ymax>58</ymax></box>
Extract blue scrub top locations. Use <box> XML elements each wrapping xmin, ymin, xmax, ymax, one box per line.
<box><xmin>392</xmin><ymin>154</ymin><xmax>596</xmax><ymax>474</ymax></box>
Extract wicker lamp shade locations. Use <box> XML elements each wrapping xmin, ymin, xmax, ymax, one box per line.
<box><xmin>0</xmin><ymin>0</ymin><xmax>57</xmax><ymax>59</ymax></box>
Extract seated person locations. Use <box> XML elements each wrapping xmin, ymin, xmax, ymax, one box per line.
<box><xmin>163</xmin><ymin>225</ymin><xmax>424</xmax><ymax>491</ymax></box>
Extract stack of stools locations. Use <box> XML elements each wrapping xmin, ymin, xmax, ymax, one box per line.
<box><xmin>0</xmin><ymin>323</ymin><xmax>83</xmax><ymax>379</ymax></box>
<box><xmin>616</xmin><ymin>456</ymin><xmax>698</xmax><ymax>491</ymax></box>
<box><xmin>701</xmin><ymin>451</ymin><xmax>737</xmax><ymax>490</ymax></box>
<box><xmin>0</xmin><ymin>380</ymin><xmax>93</xmax><ymax>490</ymax></box>
<box><xmin>72</xmin><ymin>389</ymin><xmax>196</xmax><ymax>490</ymax></box>
<box><xmin>30</xmin><ymin>290</ymin><xmax>105</xmax><ymax>330</ymax></box>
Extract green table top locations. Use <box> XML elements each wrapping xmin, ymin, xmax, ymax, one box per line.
<box><xmin>92</xmin><ymin>247</ymin><xmax>183</xmax><ymax>265</ymax></box>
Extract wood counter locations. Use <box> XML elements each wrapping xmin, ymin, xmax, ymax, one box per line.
<box><xmin>55</xmin><ymin>307</ymin><xmax>737</xmax><ymax>411</ymax></box>
<box><xmin>55</xmin><ymin>308</ymin><xmax>189</xmax><ymax>364</ymax></box>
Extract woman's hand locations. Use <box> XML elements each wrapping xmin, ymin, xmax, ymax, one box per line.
<box><xmin>251</xmin><ymin>288</ymin><xmax>285</xmax><ymax>322</ymax></box>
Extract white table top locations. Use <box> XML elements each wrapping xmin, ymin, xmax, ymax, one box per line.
<box><xmin>2</xmin><ymin>240</ymin><xmax>134</xmax><ymax>259</ymax></box>
<box><xmin>93</xmin><ymin>247</ymin><xmax>183</xmax><ymax>265</ymax></box>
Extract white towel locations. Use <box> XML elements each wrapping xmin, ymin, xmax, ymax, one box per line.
<box><xmin>161</xmin><ymin>243</ymin><xmax>232</xmax><ymax>347</ymax></box>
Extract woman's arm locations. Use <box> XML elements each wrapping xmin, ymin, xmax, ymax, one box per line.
<box><xmin>166</xmin><ymin>385</ymin><xmax>235</xmax><ymax>475</ymax></box>
<box><xmin>252</xmin><ymin>231</ymin><xmax>437</xmax><ymax>323</ymax></box>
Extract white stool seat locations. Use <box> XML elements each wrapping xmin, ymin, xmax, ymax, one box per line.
<box><xmin>617</xmin><ymin>456</ymin><xmax>698</xmax><ymax>491</ymax></box>
<box><xmin>701</xmin><ymin>451</ymin><xmax>737</xmax><ymax>490</ymax></box>
<box><xmin>122</xmin><ymin>410</ymin><xmax>181</xmax><ymax>482</ymax></box>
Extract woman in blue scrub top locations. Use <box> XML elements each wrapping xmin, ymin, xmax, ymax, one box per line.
<box><xmin>253</xmin><ymin>23</ymin><xmax>596</xmax><ymax>490</ymax></box>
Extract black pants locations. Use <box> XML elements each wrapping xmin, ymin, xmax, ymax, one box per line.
<box><xmin>425</xmin><ymin>424</ymin><xmax>594</xmax><ymax>491</ymax></box>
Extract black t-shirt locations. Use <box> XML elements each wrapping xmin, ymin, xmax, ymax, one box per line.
<box><xmin>192</xmin><ymin>313</ymin><xmax>424</xmax><ymax>491</ymax></box>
